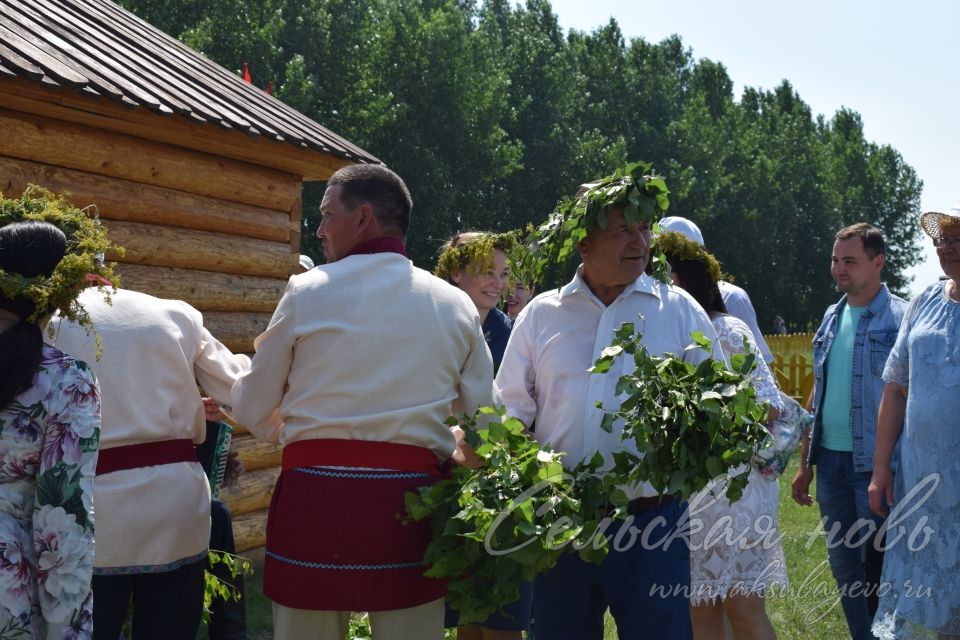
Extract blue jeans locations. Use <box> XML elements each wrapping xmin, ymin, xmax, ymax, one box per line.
<box><xmin>815</xmin><ymin>447</ymin><xmax>885</xmax><ymax>640</ymax></box>
<box><xmin>533</xmin><ymin>499</ymin><xmax>692</xmax><ymax>640</ymax></box>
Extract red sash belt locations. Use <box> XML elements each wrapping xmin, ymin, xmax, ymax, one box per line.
<box><xmin>281</xmin><ymin>438</ymin><xmax>443</xmax><ymax>474</ymax></box>
<box><xmin>96</xmin><ymin>439</ymin><xmax>197</xmax><ymax>475</ymax></box>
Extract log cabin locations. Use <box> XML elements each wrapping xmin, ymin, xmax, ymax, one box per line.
<box><xmin>0</xmin><ymin>0</ymin><xmax>380</xmax><ymax>551</ymax></box>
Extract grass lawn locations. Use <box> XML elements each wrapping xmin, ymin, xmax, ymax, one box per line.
<box><xmin>205</xmin><ymin>458</ymin><xmax>847</xmax><ymax>639</ymax></box>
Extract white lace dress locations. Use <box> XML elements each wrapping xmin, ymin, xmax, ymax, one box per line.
<box><xmin>688</xmin><ymin>314</ymin><xmax>788</xmax><ymax>605</ymax></box>
<box><xmin>872</xmin><ymin>282</ymin><xmax>960</xmax><ymax>639</ymax></box>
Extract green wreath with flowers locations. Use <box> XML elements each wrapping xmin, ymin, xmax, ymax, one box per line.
<box><xmin>0</xmin><ymin>186</ymin><xmax>122</xmax><ymax>331</ymax></box>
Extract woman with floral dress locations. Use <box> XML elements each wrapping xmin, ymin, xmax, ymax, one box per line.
<box><xmin>0</xmin><ymin>220</ymin><xmax>100</xmax><ymax>639</ymax></box>
<box><xmin>659</xmin><ymin>231</ymin><xmax>787</xmax><ymax>640</ymax></box>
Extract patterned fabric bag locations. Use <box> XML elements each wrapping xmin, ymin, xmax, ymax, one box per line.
<box><xmin>754</xmin><ymin>391</ymin><xmax>813</xmax><ymax>478</ymax></box>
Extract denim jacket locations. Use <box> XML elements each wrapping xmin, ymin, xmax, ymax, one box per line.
<box><xmin>808</xmin><ymin>284</ymin><xmax>907</xmax><ymax>473</ymax></box>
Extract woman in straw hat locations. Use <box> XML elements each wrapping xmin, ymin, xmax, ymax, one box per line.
<box><xmin>869</xmin><ymin>205</ymin><xmax>960</xmax><ymax>638</ymax></box>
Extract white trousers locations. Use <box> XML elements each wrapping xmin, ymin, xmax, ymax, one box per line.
<box><xmin>271</xmin><ymin>597</ymin><xmax>445</xmax><ymax>640</ymax></box>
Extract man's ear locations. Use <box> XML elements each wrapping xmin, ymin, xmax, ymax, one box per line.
<box><xmin>875</xmin><ymin>253</ymin><xmax>886</xmax><ymax>272</ymax></box>
<box><xmin>354</xmin><ymin>202</ymin><xmax>377</xmax><ymax>234</ymax></box>
<box><xmin>451</xmin><ymin>270</ymin><xmax>463</xmax><ymax>285</ymax></box>
<box><xmin>577</xmin><ymin>237</ymin><xmax>589</xmax><ymax>259</ymax></box>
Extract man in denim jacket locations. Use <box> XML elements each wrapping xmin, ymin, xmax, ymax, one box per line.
<box><xmin>792</xmin><ymin>223</ymin><xmax>907</xmax><ymax>640</ymax></box>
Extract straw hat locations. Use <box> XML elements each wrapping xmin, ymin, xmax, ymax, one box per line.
<box><xmin>920</xmin><ymin>204</ymin><xmax>960</xmax><ymax>240</ymax></box>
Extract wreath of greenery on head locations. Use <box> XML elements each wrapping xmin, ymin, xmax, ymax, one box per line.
<box><xmin>526</xmin><ymin>160</ymin><xmax>673</xmax><ymax>284</ymax></box>
<box><xmin>435</xmin><ymin>231</ymin><xmax>517</xmax><ymax>282</ymax></box>
<box><xmin>0</xmin><ymin>186</ymin><xmax>122</xmax><ymax>331</ymax></box>
<box><xmin>656</xmin><ymin>230</ymin><xmax>724</xmax><ymax>284</ymax></box>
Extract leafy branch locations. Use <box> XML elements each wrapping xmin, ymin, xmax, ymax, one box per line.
<box><xmin>405</xmin><ymin>322</ymin><xmax>771</xmax><ymax>621</ymax></box>
<box><xmin>590</xmin><ymin>321</ymin><xmax>771</xmax><ymax>503</ymax></box>
<box><xmin>404</xmin><ymin>407</ymin><xmax>611</xmax><ymax>623</ymax></box>
<box><xmin>203</xmin><ymin>551</ymin><xmax>251</xmax><ymax>624</ymax></box>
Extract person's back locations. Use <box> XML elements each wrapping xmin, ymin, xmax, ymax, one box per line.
<box><xmin>231</xmin><ymin>163</ymin><xmax>495</xmax><ymax>640</ymax></box>
<box><xmin>238</xmin><ymin>252</ymin><xmax>490</xmax><ymax>456</ymax></box>
<box><xmin>58</xmin><ymin>289</ymin><xmax>242</xmax><ymax>448</ymax></box>
<box><xmin>0</xmin><ymin>217</ymin><xmax>104</xmax><ymax>639</ymax></box>
<box><xmin>53</xmin><ymin>287</ymin><xmax>250</xmax><ymax>639</ymax></box>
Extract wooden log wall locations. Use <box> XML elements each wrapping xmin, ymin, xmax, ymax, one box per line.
<box><xmin>0</xmin><ymin>106</ymin><xmax>308</xmax><ymax>551</ymax></box>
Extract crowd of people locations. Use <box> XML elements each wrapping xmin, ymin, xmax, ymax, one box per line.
<box><xmin>0</xmin><ymin>165</ymin><xmax>957</xmax><ymax>640</ymax></box>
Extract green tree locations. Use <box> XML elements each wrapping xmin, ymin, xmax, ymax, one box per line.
<box><xmin>116</xmin><ymin>0</ymin><xmax>925</xmax><ymax>325</ymax></box>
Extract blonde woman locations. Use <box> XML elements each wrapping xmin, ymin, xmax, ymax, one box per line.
<box><xmin>436</xmin><ymin>231</ymin><xmax>530</xmax><ymax>640</ymax></box>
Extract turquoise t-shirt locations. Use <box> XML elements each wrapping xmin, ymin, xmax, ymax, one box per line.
<box><xmin>820</xmin><ymin>304</ymin><xmax>866</xmax><ymax>451</ymax></box>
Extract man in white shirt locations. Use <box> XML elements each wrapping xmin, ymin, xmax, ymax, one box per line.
<box><xmin>658</xmin><ymin>216</ymin><xmax>775</xmax><ymax>364</ymax></box>
<box><xmin>231</xmin><ymin>164</ymin><xmax>495</xmax><ymax>640</ymax></box>
<box><xmin>496</xmin><ymin>181</ymin><xmax>723</xmax><ymax>639</ymax></box>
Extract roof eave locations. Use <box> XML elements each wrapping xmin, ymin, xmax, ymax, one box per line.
<box><xmin>0</xmin><ymin>77</ymin><xmax>378</xmax><ymax>181</ymax></box>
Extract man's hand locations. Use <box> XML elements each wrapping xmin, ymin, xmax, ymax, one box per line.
<box><xmin>451</xmin><ymin>425</ymin><xmax>482</xmax><ymax>468</ymax></box>
<box><xmin>202</xmin><ymin>397</ymin><xmax>223</xmax><ymax>422</ymax></box>
<box><xmin>791</xmin><ymin>466</ymin><xmax>814</xmax><ymax>506</ymax></box>
<box><xmin>868</xmin><ymin>467</ymin><xmax>894</xmax><ymax>517</ymax></box>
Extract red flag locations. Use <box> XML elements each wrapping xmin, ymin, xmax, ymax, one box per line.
<box><xmin>242</xmin><ymin>62</ymin><xmax>252</xmax><ymax>83</ymax></box>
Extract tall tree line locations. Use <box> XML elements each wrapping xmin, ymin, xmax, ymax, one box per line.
<box><xmin>119</xmin><ymin>0</ymin><xmax>923</xmax><ymax>329</ymax></box>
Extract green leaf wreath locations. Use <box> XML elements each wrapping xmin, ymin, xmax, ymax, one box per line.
<box><xmin>525</xmin><ymin>160</ymin><xmax>673</xmax><ymax>285</ymax></box>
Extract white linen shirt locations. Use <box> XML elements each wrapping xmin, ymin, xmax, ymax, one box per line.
<box><xmin>231</xmin><ymin>252</ymin><xmax>496</xmax><ymax>459</ymax></box>
<box><xmin>53</xmin><ymin>288</ymin><xmax>250</xmax><ymax>570</ymax></box>
<box><xmin>496</xmin><ymin>269</ymin><xmax>724</xmax><ymax>498</ymax></box>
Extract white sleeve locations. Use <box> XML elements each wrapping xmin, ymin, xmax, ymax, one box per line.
<box><xmin>191</xmin><ymin>320</ymin><xmax>251</xmax><ymax>407</ymax></box>
<box><xmin>719</xmin><ymin>283</ymin><xmax>774</xmax><ymax>364</ymax></box>
<box><xmin>230</xmin><ymin>282</ymin><xmax>297</xmax><ymax>443</ymax></box>
<box><xmin>457</xmin><ymin>313</ymin><xmax>498</xmax><ymax>417</ymax></box>
<box><xmin>495</xmin><ymin>313</ymin><xmax>538</xmax><ymax>429</ymax></box>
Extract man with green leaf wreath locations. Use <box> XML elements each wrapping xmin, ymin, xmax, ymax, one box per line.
<box><xmin>496</xmin><ymin>163</ymin><xmax>725</xmax><ymax>639</ymax></box>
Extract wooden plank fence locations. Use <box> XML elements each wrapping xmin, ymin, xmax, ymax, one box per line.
<box><xmin>765</xmin><ymin>333</ymin><xmax>815</xmax><ymax>403</ymax></box>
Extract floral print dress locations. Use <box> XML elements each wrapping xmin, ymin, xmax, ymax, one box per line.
<box><xmin>0</xmin><ymin>343</ymin><xmax>99</xmax><ymax>639</ymax></box>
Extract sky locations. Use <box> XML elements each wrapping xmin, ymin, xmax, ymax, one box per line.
<box><xmin>549</xmin><ymin>0</ymin><xmax>957</xmax><ymax>296</ymax></box>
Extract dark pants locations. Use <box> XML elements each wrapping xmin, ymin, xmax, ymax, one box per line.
<box><xmin>208</xmin><ymin>499</ymin><xmax>247</xmax><ymax>640</ymax></box>
<box><xmin>93</xmin><ymin>557</ymin><xmax>205</xmax><ymax>640</ymax></box>
<box><xmin>533</xmin><ymin>499</ymin><xmax>693</xmax><ymax>640</ymax></box>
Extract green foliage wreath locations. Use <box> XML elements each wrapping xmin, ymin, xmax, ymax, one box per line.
<box><xmin>526</xmin><ymin>161</ymin><xmax>673</xmax><ymax>284</ymax></box>
<box><xmin>656</xmin><ymin>230</ymin><xmax>724</xmax><ymax>284</ymax></box>
<box><xmin>434</xmin><ymin>231</ymin><xmax>517</xmax><ymax>282</ymax></box>
<box><xmin>0</xmin><ymin>186</ymin><xmax>122</xmax><ymax>329</ymax></box>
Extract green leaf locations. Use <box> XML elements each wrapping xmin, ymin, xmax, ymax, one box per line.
<box><xmin>705</xmin><ymin>456</ymin><xmax>724</xmax><ymax>478</ymax></box>
<box><xmin>599</xmin><ymin>412</ymin><xmax>616</xmax><ymax>433</ymax></box>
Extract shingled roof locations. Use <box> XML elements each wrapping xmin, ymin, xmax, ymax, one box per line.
<box><xmin>0</xmin><ymin>0</ymin><xmax>380</xmax><ymax>167</ymax></box>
